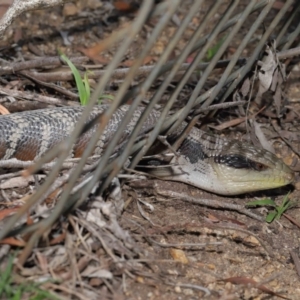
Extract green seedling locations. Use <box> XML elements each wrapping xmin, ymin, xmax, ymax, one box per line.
<box><xmin>246</xmin><ymin>193</ymin><xmax>293</xmax><ymax>223</ymax></box>
<box><xmin>0</xmin><ymin>255</ymin><xmax>60</xmax><ymax>299</ymax></box>
<box><xmin>59</xmin><ymin>52</ymin><xmax>90</xmax><ymax>105</ymax></box>
<box><xmin>59</xmin><ymin>52</ymin><xmax>114</xmax><ymax>106</ymax></box>
<box><xmin>205</xmin><ymin>35</ymin><xmax>227</xmax><ymax>61</ymax></box>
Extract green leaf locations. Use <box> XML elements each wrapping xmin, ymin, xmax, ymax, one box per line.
<box><xmin>11</xmin><ymin>288</ymin><xmax>22</xmax><ymax>300</ymax></box>
<box><xmin>0</xmin><ymin>255</ymin><xmax>13</xmax><ymax>296</ymax></box>
<box><xmin>246</xmin><ymin>198</ymin><xmax>276</xmax><ymax>207</ymax></box>
<box><xmin>83</xmin><ymin>72</ymin><xmax>91</xmax><ymax>104</ymax></box>
<box><xmin>246</xmin><ymin>193</ymin><xmax>293</xmax><ymax>223</ymax></box>
<box><xmin>59</xmin><ymin>52</ymin><xmax>88</xmax><ymax>105</ymax></box>
<box><xmin>274</xmin><ymin>197</ymin><xmax>291</xmax><ymax>220</ymax></box>
<box><xmin>98</xmin><ymin>94</ymin><xmax>114</xmax><ymax>105</ymax></box>
<box><xmin>266</xmin><ymin>211</ymin><xmax>277</xmax><ymax>223</ymax></box>
<box><xmin>206</xmin><ymin>35</ymin><xmax>227</xmax><ymax>61</ymax></box>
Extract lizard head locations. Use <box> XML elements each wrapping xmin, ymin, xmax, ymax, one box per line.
<box><xmin>206</xmin><ymin>140</ymin><xmax>294</xmax><ymax>195</ymax></box>
<box><xmin>148</xmin><ymin>136</ymin><xmax>294</xmax><ymax>195</ymax></box>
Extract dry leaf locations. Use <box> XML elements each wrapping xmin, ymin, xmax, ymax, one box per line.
<box><xmin>50</xmin><ymin>231</ymin><xmax>66</xmax><ymax>245</ymax></box>
<box><xmin>0</xmin><ymin>104</ymin><xmax>10</xmax><ymax>115</ymax></box>
<box><xmin>257</xmin><ymin>45</ymin><xmax>277</xmax><ymax>93</ymax></box>
<box><xmin>114</xmin><ymin>1</ymin><xmax>138</xmax><ymax>12</ymax></box>
<box><xmin>239</xmin><ymin>77</ymin><xmax>250</xmax><ymax>98</ymax></box>
<box><xmin>0</xmin><ymin>237</ymin><xmax>25</xmax><ymax>247</ymax></box>
<box><xmin>0</xmin><ymin>207</ymin><xmax>21</xmax><ymax>220</ymax></box>
<box><xmin>0</xmin><ymin>176</ymin><xmax>35</xmax><ymax>189</ymax></box>
<box><xmin>252</xmin><ymin>120</ymin><xmax>275</xmax><ymax>153</ymax></box>
<box><xmin>81</xmin><ymin>266</ymin><xmax>113</xmax><ymax>279</ymax></box>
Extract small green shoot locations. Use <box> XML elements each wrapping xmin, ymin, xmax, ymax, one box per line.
<box><xmin>0</xmin><ymin>254</ymin><xmax>60</xmax><ymax>300</ymax></box>
<box><xmin>246</xmin><ymin>193</ymin><xmax>293</xmax><ymax>223</ymax></box>
<box><xmin>59</xmin><ymin>52</ymin><xmax>114</xmax><ymax>106</ymax></box>
<box><xmin>205</xmin><ymin>35</ymin><xmax>227</xmax><ymax>61</ymax></box>
<box><xmin>82</xmin><ymin>72</ymin><xmax>91</xmax><ymax>102</ymax></box>
<box><xmin>99</xmin><ymin>94</ymin><xmax>114</xmax><ymax>102</ymax></box>
<box><xmin>59</xmin><ymin>52</ymin><xmax>90</xmax><ymax>105</ymax></box>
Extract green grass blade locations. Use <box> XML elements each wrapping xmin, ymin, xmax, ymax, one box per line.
<box><xmin>59</xmin><ymin>52</ymin><xmax>87</xmax><ymax>105</ymax></box>
<box><xmin>83</xmin><ymin>72</ymin><xmax>91</xmax><ymax>104</ymax></box>
<box><xmin>266</xmin><ymin>211</ymin><xmax>277</xmax><ymax>223</ymax></box>
<box><xmin>0</xmin><ymin>255</ymin><xmax>14</xmax><ymax>296</ymax></box>
<box><xmin>246</xmin><ymin>198</ymin><xmax>275</xmax><ymax>207</ymax></box>
<box><xmin>26</xmin><ymin>285</ymin><xmax>61</xmax><ymax>300</ymax></box>
<box><xmin>11</xmin><ymin>287</ymin><xmax>22</xmax><ymax>300</ymax></box>
<box><xmin>206</xmin><ymin>35</ymin><xmax>226</xmax><ymax>61</ymax></box>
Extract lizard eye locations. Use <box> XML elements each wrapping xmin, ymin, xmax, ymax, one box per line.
<box><xmin>250</xmin><ymin>161</ymin><xmax>268</xmax><ymax>171</ymax></box>
<box><xmin>215</xmin><ymin>154</ymin><xmax>268</xmax><ymax>171</ymax></box>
